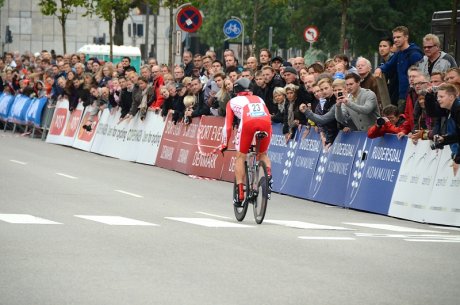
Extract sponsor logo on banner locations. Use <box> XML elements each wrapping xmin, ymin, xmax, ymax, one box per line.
<box><xmin>347</xmin><ymin>134</ymin><xmax>405</xmax><ymax>214</ymax></box>
<box><xmin>9</xmin><ymin>95</ymin><xmax>32</xmax><ymax>124</ymax></box>
<box><xmin>309</xmin><ymin>132</ymin><xmax>359</xmax><ymax>206</ymax></box>
<box><xmin>49</xmin><ymin>107</ymin><xmax>68</xmax><ymax>136</ymax></box>
<box><xmin>156</xmin><ymin>114</ymin><xmax>196</xmax><ymax>172</ymax></box>
<box><xmin>64</xmin><ymin>108</ymin><xmax>83</xmax><ymax>137</ymax></box>
<box><xmin>77</xmin><ymin>111</ymin><xmax>99</xmax><ymax>142</ymax></box>
<box><xmin>279</xmin><ymin>126</ymin><xmax>322</xmax><ymax>198</ymax></box>
<box><xmin>267</xmin><ymin>123</ymin><xmax>288</xmax><ymax>192</ymax></box>
<box><xmin>0</xmin><ymin>94</ymin><xmax>15</xmax><ymax>120</ymax></box>
<box><xmin>189</xmin><ymin>116</ymin><xmax>225</xmax><ymax>179</ymax></box>
<box><xmin>389</xmin><ymin>140</ymin><xmax>460</xmax><ymax>226</ymax></box>
<box><xmin>25</xmin><ymin>99</ymin><xmax>39</xmax><ymax>125</ymax></box>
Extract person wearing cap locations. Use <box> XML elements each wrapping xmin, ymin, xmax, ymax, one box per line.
<box><xmin>219</xmin><ymin>77</ymin><xmax>273</xmax><ymax>206</ymax></box>
<box><xmin>283</xmin><ymin>66</ymin><xmax>299</xmax><ymax>85</ymax></box>
<box><xmin>271</xmin><ymin>56</ymin><xmax>284</xmax><ymax>74</ymax></box>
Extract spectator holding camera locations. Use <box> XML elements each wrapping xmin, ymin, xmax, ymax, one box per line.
<box><xmin>335</xmin><ymin>73</ymin><xmax>380</xmax><ymax>131</ymax></box>
<box><xmin>299</xmin><ymin>78</ymin><xmax>340</xmax><ymax>147</ymax></box>
<box><xmin>367</xmin><ymin>105</ymin><xmax>411</xmax><ymax>139</ymax></box>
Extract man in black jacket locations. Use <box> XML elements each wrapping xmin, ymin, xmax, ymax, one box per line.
<box><xmin>436</xmin><ymin>83</ymin><xmax>460</xmax><ymax>176</ymax></box>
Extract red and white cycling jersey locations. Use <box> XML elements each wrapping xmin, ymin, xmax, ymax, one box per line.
<box><xmin>222</xmin><ymin>93</ymin><xmax>272</xmax><ymax>153</ymax></box>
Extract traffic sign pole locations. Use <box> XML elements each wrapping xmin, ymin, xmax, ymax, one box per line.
<box><xmin>173</xmin><ymin>3</ymin><xmax>191</xmax><ymax>69</ymax></box>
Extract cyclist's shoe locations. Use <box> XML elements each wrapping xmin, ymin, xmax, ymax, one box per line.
<box><xmin>267</xmin><ymin>175</ymin><xmax>273</xmax><ymax>199</ymax></box>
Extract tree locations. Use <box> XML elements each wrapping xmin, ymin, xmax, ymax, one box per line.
<box><xmin>87</xmin><ymin>0</ymin><xmax>133</xmax><ymax>60</ymax></box>
<box><xmin>199</xmin><ymin>0</ymin><xmax>289</xmax><ymax>61</ymax></box>
<box><xmin>38</xmin><ymin>0</ymin><xmax>88</xmax><ymax>54</ymax></box>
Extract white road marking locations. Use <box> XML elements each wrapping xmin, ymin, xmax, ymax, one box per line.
<box><xmin>75</xmin><ymin>215</ymin><xmax>158</xmax><ymax>226</ymax></box>
<box><xmin>56</xmin><ymin>173</ymin><xmax>78</xmax><ymax>179</ymax></box>
<box><xmin>298</xmin><ymin>236</ymin><xmax>355</xmax><ymax>240</ymax></box>
<box><xmin>404</xmin><ymin>239</ymin><xmax>460</xmax><ymax>243</ymax></box>
<box><xmin>196</xmin><ymin>212</ymin><xmax>232</xmax><ymax>220</ymax></box>
<box><xmin>430</xmin><ymin>226</ymin><xmax>460</xmax><ymax>232</ymax></box>
<box><xmin>10</xmin><ymin>160</ymin><xmax>27</xmax><ymax>165</ymax></box>
<box><xmin>0</xmin><ymin>214</ymin><xmax>62</xmax><ymax>224</ymax></box>
<box><xmin>355</xmin><ymin>233</ymin><xmax>408</xmax><ymax>238</ymax></box>
<box><xmin>114</xmin><ymin>190</ymin><xmax>143</xmax><ymax>198</ymax></box>
<box><xmin>266</xmin><ymin>220</ymin><xmax>354</xmax><ymax>230</ymax></box>
<box><xmin>165</xmin><ymin>217</ymin><xmax>253</xmax><ymax>228</ymax></box>
<box><xmin>343</xmin><ymin>223</ymin><xmax>446</xmax><ymax>233</ymax></box>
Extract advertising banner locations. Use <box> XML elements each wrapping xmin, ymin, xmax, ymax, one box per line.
<box><xmin>25</xmin><ymin>97</ymin><xmax>48</xmax><ymax>128</ymax></box>
<box><xmin>90</xmin><ymin>108</ymin><xmax>112</xmax><ymax>155</ymax></box>
<box><xmin>155</xmin><ymin>115</ymin><xmax>200</xmax><ymax>174</ymax></box>
<box><xmin>72</xmin><ymin>106</ymin><xmax>100</xmax><ymax>151</ymax></box>
<box><xmin>188</xmin><ymin>116</ymin><xmax>225</xmax><ymax>179</ymax></box>
<box><xmin>425</xmin><ymin>147</ymin><xmax>460</xmax><ymax>226</ymax></box>
<box><xmin>346</xmin><ymin>134</ymin><xmax>407</xmax><ymax>214</ymax></box>
<box><xmin>308</xmin><ymin>132</ymin><xmax>360</xmax><ymax>206</ymax></box>
<box><xmin>135</xmin><ymin>112</ymin><xmax>166</xmax><ymax>165</ymax></box>
<box><xmin>100</xmin><ymin>110</ymin><xmax>129</xmax><ymax>159</ymax></box>
<box><xmin>389</xmin><ymin>140</ymin><xmax>441</xmax><ymax>222</ymax></box>
<box><xmin>0</xmin><ymin>94</ymin><xmax>15</xmax><ymax>122</ymax></box>
<box><xmin>8</xmin><ymin>95</ymin><xmax>32</xmax><ymax>125</ymax></box>
<box><xmin>267</xmin><ymin>123</ymin><xmax>288</xmax><ymax>193</ymax></box>
<box><xmin>219</xmin><ymin>129</ymin><xmax>237</xmax><ymax>182</ymax></box>
<box><xmin>278</xmin><ymin>126</ymin><xmax>322</xmax><ymax>199</ymax></box>
<box><xmin>46</xmin><ymin>99</ymin><xmax>71</xmax><ymax>145</ymax></box>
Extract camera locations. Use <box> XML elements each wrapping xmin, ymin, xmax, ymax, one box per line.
<box><xmin>337</xmin><ymin>91</ymin><xmax>343</xmax><ymax>97</ymax></box>
<box><xmin>430</xmin><ymin>135</ymin><xmax>445</xmax><ymax>150</ymax></box>
<box><xmin>376</xmin><ymin>117</ymin><xmax>386</xmax><ymax>127</ymax></box>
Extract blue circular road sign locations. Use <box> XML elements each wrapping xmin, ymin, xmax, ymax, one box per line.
<box><xmin>223</xmin><ymin>19</ymin><xmax>242</xmax><ymax>39</ymax></box>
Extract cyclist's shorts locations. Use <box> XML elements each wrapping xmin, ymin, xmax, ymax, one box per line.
<box><xmin>236</xmin><ymin>118</ymin><xmax>272</xmax><ymax>153</ymax></box>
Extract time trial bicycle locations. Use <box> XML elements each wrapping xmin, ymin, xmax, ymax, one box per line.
<box><xmin>233</xmin><ymin>131</ymin><xmax>270</xmax><ymax>224</ymax></box>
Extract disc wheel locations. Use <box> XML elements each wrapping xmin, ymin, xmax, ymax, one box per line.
<box><xmin>233</xmin><ymin>163</ymin><xmax>249</xmax><ymax>222</ymax></box>
<box><xmin>253</xmin><ymin>160</ymin><xmax>268</xmax><ymax>224</ymax></box>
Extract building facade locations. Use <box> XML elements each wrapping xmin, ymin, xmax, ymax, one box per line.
<box><xmin>0</xmin><ymin>0</ymin><xmax>175</xmax><ymax>64</ymax></box>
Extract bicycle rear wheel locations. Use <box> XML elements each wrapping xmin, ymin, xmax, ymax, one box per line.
<box><xmin>253</xmin><ymin>160</ymin><xmax>268</xmax><ymax>224</ymax></box>
<box><xmin>233</xmin><ymin>163</ymin><xmax>249</xmax><ymax>222</ymax></box>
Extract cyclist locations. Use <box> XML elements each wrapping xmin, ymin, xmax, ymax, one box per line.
<box><xmin>219</xmin><ymin>78</ymin><xmax>273</xmax><ymax>206</ymax></box>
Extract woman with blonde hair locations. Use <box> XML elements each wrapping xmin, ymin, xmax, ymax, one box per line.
<box><xmin>271</xmin><ymin>86</ymin><xmax>286</xmax><ymax>124</ymax></box>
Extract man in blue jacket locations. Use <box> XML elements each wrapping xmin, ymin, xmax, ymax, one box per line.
<box><xmin>374</xmin><ymin>26</ymin><xmax>423</xmax><ymax>114</ymax></box>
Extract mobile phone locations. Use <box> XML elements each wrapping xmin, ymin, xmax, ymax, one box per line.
<box><xmin>338</xmin><ymin>91</ymin><xmax>343</xmax><ymax>97</ymax></box>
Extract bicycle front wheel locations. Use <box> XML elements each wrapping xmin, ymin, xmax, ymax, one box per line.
<box><xmin>253</xmin><ymin>160</ymin><xmax>269</xmax><ymax>224</ymax></box>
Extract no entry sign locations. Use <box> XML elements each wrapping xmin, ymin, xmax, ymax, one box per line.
<box><xmin>304</xmin><ymin>26</ymin><xmax>319</xmax><ymax>43</ymax></box>
<box><xmin>177</xmin><ymin>6</ymin><xmax>202</xmax><ymax>33</ymax></box>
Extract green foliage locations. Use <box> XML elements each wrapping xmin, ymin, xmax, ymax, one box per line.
<box><xmin>39</xmin><ymin>0</ymin><xmax>88</xmax><ymax>24</ymax></box>
<box><xmin>198</xmin><ymin>0</ymin><xmax>454</xmax><ymax>60</ymax></box>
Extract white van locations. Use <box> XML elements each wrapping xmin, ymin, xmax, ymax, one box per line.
<box><xmin>77</xmin><ymin>44</ymin><xmax>142</xmax><ymax>72</ymax></box>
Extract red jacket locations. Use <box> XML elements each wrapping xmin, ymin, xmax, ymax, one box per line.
<box><xmin>367</xmin><ymin>114</ymin><xmax>412</xmax><ymax>139</ymax></box>
<box><xmin>149</xmin><ymin>75</ymin><xmax>165</xmax><ymax>109</ymax></box>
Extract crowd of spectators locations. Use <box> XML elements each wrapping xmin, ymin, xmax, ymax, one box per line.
<box><xmin>1</xmin><ymin>25</ymin><xmax>459</xmax><ymax>164</ymax></box>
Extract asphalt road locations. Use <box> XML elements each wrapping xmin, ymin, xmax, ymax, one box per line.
<box><xmin>1</xmin><ymin>132</ymin><xmax>459</xmax><ymax>305</ymax></box>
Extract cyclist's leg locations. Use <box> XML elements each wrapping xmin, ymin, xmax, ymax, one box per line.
<box><xmin>234</xmin><ymin>121</ymin><xmax>252</xmax><ymax>204</ymax></box>
<box><xmin>257</xmin><ymin>119</ymin><xmax>273</xmax><ymax>192</ymax></box>
<box><xmin>235</xmin><ymin>151</ymin><xmax>246</xmax><ymax>185</ymax></box>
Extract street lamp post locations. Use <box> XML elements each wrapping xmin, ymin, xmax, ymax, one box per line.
<box><xmin>231</xmin><ymin>16</ymin><xmax>244</xmax><ymax>64</ymax></box>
